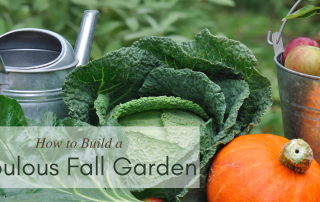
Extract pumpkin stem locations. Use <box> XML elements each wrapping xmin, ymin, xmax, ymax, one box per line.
<box><xmin>279</xmin><ymin>139</ymin><xmax>313</xmax><ymax>174</ymax></box>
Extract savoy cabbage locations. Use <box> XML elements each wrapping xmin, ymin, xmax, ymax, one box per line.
<box><xmin>61</xmin><ymin>28</ymin><xmax>272</xmax><ymax>201</ymax></box>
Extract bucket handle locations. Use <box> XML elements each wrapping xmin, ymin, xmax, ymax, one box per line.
<box><xmin>269</xmin><ymin>32</ymin><xmax>284</xmax><ymax>57</ymax></box>
<box><xmin>267</xmin><ymin>0</ymin><xmax>302</xmax><ymax>55</ymax></box>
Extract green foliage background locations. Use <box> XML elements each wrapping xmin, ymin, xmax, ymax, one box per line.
<box><xmin>0</xmin><ymin>0</ymin><xmax>319</xmax><ymax>137</ymax></box>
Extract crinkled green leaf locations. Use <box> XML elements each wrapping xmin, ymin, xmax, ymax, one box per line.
<box><xmin>199</xmin><ymin>119</ymin><xmax>216</xmax><ymax>169</ymax></box>
<box><xmin>212</xmin><ymin>79</ymin><xmax>250</xmax><ymax>142</ymax></box>
<box><xmin>94</xmin><ymin>93</ymin><xmax>110</xmax><ymax>125</ymax></box>
<box><xmin>105</xmin><ymin>96</ymin><xmax>209</xmax><ymax>124</ymax></box>
<box><xmin>283</xmin><ymin>5</ymin><xmax>320</xmax><ymax>20</ymax></box>
<box><xmin>116</xmin><ymin>107</ymin><xmax>201</xmax><ymax>188</ymax></box>
<box><xmin>62</xmin><ymin>47</ymin><xmax>166</xmax><ymax>124</ymax></box>
<box><xmin>180</xmin><ymin>29</ymin><xmax>272</xmax><ymax>134</ymax></box>
<box><xmin>214</xmin><ymin>79</ymin><xmax>249</xmax><ymax>128</ymax></box>
<box><xmin>162</xmin><ymin>109</ymin><xmax>204</xmax><ymax>148</ymax></box>
<box><xmin>179</xmin><ymin>30</ymin><xmax>257</xmax><ymax>68</ymax></box>
<box><xmin>138</xmin><ymin>68</ymin><xmax>226</xmax><ymax>125</ymax></box>
<box><xmin>130</xmin><ymin>117</ymin><xmax>214</xmax><ymax>202</ymax></box>
<box><xmin>132</xmin><ymin>31</ymin><xmax>242</xmax><ymax>80</ymax></box>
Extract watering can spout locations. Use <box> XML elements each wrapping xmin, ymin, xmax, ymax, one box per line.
<box><xmin>74</xmin><ymin>10</ymin><xmax>99</xmax><ymax>67</ymax></box>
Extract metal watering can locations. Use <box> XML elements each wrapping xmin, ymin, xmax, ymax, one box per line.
<box><xmin>0</xmin><ymin>10</ymin><xmax>98</xmax><ymax>121</ymax></box>
<box><xmin>268</xmin><ymin>0</ymin><xmax>320</xmax><ymax>163</ymax></box>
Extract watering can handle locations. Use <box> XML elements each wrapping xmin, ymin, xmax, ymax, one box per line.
<box><xmin>267</xmin><ymin>0</ymin><xmax>302</xmax><ymax>54</ymax></box>
<box><xmin>270</xmin><ymin>32</ymin><xmax>284</xmax><ymax>57</ymax></box>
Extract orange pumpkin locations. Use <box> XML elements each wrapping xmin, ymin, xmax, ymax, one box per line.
<box><xmin>207</xmin><ymin>134</ymin><xmax>320</xmax><ymax>202</ymax></box>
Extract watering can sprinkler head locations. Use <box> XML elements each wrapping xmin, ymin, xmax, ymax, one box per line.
<box><xmin>74</xmin><ymin>10</ymin><xmax>99</xmax><ymax>67</ymax></box>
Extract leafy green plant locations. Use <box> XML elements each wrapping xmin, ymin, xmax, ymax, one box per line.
<box><xmin>0</xmin><ymin>0</ymin><xmax>235</xmax><ymax>59</ymax></box>
<box><xmin>0</xmin><ymin>95</ymin><xmax>142</xmax><ymax>201</ymax></box>
<box><xmin>62</xmin><ymin>29</ymin><xmax>272</xmax><ymax>201</ymax></box>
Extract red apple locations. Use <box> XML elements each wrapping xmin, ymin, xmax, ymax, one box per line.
<box><xmin>142</xmin><ymin>197</ymin><xmax>165</xmax><ymax>202</ymax></box>
<box><xmin>283</xmin><ymin>37</ymin><xmax>320</xmax><ymax>64</ymax></box>
<box><xmin>285</xmin><ymin>45</ymin><xmax>320</xmax><ymax>76</ymax></box>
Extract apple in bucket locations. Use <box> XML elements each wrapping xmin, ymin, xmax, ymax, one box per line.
<box><xmin>285</xmin><ymin>45</ymin><xmax>320</xmax><ymax>76</ymax></box>
<box><xmin>283</xmin><ymin>37</ymin><xmax>320</xmax><ymax>64</ymax></box>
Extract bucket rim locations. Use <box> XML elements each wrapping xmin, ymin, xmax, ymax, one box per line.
<box><xmin>274</xmin><ymin>52</ymin><xmax>320</xmax><ymax>80</ymax></box>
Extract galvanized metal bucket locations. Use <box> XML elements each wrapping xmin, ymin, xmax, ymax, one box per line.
<box><xmin>268</xmin><ymin>0</ymin><xmax>320</xmax><ymax>162</ymax></box>
<box><xmin>0</xmin><ymin>10</ymin><xmax>98</xmax><ymax>121</ymax></box>
<box><xmin>274</xmin><ymin>53</ymin><xmax>320</xmax><ymax>162</ymax></box>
